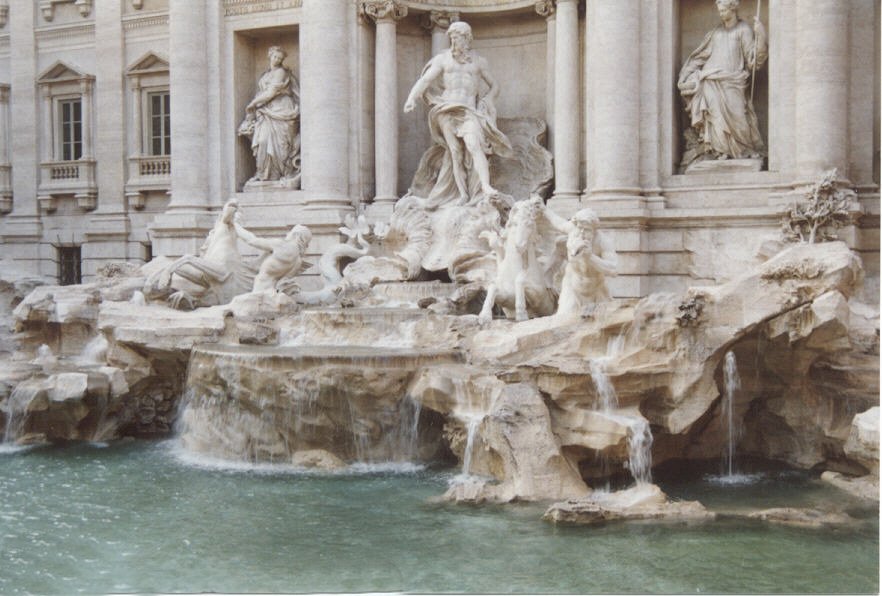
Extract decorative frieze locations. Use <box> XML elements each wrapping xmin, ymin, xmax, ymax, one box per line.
<box><xmin>223</xmin><ymin>0</ymin><xmax>302</xmax><ymax>18</ymax></box>
<box><xmin>359</xmin><ymin>0</ymin><xmax>408</xmax><ymax>23</ymax></box>
<box><xmin>122</xmin><ymin>13</ymin><xmax>169</xmax><ymax>32</ymax></box>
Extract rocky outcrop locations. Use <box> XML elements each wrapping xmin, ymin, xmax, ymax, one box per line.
<box><xmin>742</xmin><ymin>507</ymin><xmax>856</xmax><ymax>529</ymax></box>
<box><xmin>543</xmin><ymin>484</ymin><xmax>714</xmax><ymax>525</ymax></box>
<box><xmin>1</xmin><ymin>367</ymin><xmax>129</xmax><ymax>443</ymax></box>
<box><xmin>439</xmin><ymin>382</ymin><xmax>589</xmax><ymax>503</ymax></box>
<box><xmin>844</xmin><ymin>407</ymin><xmax>879</xmax><ymax>473</ymax></box>
<box><xmin>1</xmin><ymin>241</ymin><xmax>877</xmax><ymax>512</ymax></box>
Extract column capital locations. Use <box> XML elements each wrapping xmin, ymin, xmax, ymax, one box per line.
<box><xmin>359</xmin><ymin>0</ymin><xmax>407</xmax><ymax>24</ymax></box>
<box><xmin>534</xmin><ymin>1</ymin><xmax>555</xmax><ymax>19</ymax></box>
<box><xmin>422</xmin><ymin>10</ymin><xmax>460</xmax><ymax>32</ymax></box>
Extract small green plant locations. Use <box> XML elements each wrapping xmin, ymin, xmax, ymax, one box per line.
<box><xmin>783</xmin><ymin>169</ymin><xmax>859</xmax><ymax>244</ymax></box>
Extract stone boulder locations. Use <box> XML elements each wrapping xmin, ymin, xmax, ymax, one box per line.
<box><xmin>442</xmin><ymin>382</ymin><xmax>589</xmax><ymax>503</ymax></box>
<box><xmin>1</xmin><ymin>368</ymin><xmax>130</xmax><ymax>444</ymax></box>
<box><xmin>844</xmin><ymin>407</ymin><xmax>879</xmax><ymax>474</ymax></box>
<box><xmin>543</xmin><ymin>484</ymin><xmax>714</xmax><ymax>525</ymax></box>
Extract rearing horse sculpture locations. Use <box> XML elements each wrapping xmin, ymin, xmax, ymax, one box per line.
<box><xmin>478</xmin><ymin>196</ymin><xmax>564</xmax><ymax>323</ymax></box>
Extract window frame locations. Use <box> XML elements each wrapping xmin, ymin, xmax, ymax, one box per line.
<box><xmin>144</xmin><ymin>88</ymin><xmax>171</xmax><ymax>156</ymax></box>
<box><xmin>56</xmin><ymin>95</ymin><xmax>83</xmax><ymax>162</ymax></box>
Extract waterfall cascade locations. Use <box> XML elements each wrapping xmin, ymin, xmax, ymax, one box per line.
<box><xmin>723</xmin><ymin>351</ymin><xmax>742</xmax><ymax>477</ymax></box>
<box><xmin>78</xmin><ymin>335</ymin><xmax>109</xmax><ymax>366</ymax></box>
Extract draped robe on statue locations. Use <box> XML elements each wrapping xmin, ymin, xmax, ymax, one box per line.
<box><xmin>246</xmin><ymin>67</ymin><xmax>301</xmax><ymax>184</ymax></box>
<box><xmin>408</xmin><ymin>63</ymin><xmax>513</xmax><ymax>210</ymax></box>
<box><xmin>678</xmin><ymin>19</ymin><xmax>767</xmax><ymax>165</ymax></box>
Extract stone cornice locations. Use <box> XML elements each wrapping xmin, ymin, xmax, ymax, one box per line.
<box><xmin>401</xmin><ymin>0</ymin><xmax>536</xmax><ymax>13</ymax></box>
<box><xmin>223</xmin><ymin>0</ymin><xmax>302</xmax><ymax>17</ymax></box>
<box><xmin>359</xmin><ymin>0</ymin><xmax>408</xmax><ymax>24</ymax></box>
<box><xmin>122</xmin><ymin>11</ymin><xmax>169</xmax><ymax>31</ymax></box>
<box><xmin>34</xmin><ymin>22</ymin><xmax>94</xmax><ymax>43</ymax></box>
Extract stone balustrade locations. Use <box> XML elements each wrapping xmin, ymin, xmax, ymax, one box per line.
<box><xmin>39</xmin><ymin>159</ymin><xmax>96</xmax><ymax>194</ymax></box>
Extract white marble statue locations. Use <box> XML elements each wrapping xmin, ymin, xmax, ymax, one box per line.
<box><xmin>236</xmin><ymin>223</ymin><xmax>312</xmax><ymax>294</ymax></box>
<box><xmin>478</xmin><ymin>196</ymin><xmax>564</xmax><ymax>323</ymax></box>
<box><xmin>677</xmin><ymin>0</ymin><xmax>767</xmax><ymax>170</ymax></box>
<box><xmin>544</xmin><ymin>206</ymin><xmax>618</xmax><ymax>318</ymax></box>
<box><xmin>238</xmin><ymin>46</ymin><xmax>301</xmax><ymax>188</ymax></box>
<box><xmin>144</xmin><ymin>199</ymin><xmax>251</xmax><ymax>310</ymax></box>
<box><xmin>404</xmin><ymin>21</ymin><xmax>513</xmax><ymax>209</ymax></box>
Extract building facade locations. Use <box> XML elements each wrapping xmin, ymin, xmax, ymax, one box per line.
<box><xmin>0</xmin><ymin>0</ymin><xmax>878</xmax><ymax>298</ymax></box>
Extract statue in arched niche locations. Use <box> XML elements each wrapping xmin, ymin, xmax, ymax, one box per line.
<box><xmin>238</xmin><ymin>46</ymin><xmax>301</xmax><ymax>189</ymax></box>
<box><xmin>404</xmin><ymin>21</ymin><xmax>514</xmax><ymax>209</ymax></box>
<box><xmin>677</xmin><ymin>0</ymin><xmax>767</xmax><ymax>172</ymax></box>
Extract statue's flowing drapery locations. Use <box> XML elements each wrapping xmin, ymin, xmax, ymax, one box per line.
<box><xmin>678</xmin><ymin>20</ymin><xmax>766</xmax><ymax>164</ymax></box>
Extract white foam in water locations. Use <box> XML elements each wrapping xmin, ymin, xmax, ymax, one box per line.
<box><xmin>706</xmin><ymin>472</ymin><xmax>763</xmax><ymax>486</ymax></box>
<box><xmin>0</xmin><ymin>443</ymin><xmax>35</xmax><ymax>455</ymax></box>
<box><xmin>167</xmin><ymin>441</ymin><xmax>424</xmax><ymax>476</ymax></box>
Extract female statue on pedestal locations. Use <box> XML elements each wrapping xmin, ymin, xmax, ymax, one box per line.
<box><xmin>238</xmin><ymin>46</ymin><xmax>301</xmax><ymax>188</ymax></box>
<box><xmin>677</xmin><ymin>0</ymin><xmax>767</xmax><ymax>171</ymax></box>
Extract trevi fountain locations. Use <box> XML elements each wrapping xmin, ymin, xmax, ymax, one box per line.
<box><xmin>0</xmin><ymin>1</ymin><xmax>878</xmax><ymax>593</ymax></box>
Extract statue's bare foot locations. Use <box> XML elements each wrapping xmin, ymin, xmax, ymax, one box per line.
<box><xmin>168</xmin><ymin>290</ymin><xmax>196</xmax><ymax>311</ymax></box>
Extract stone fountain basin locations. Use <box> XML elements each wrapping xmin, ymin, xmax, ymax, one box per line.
<box><xmin>180</xmin><ymin>343</ymin><xmax>463</xmax><ymax>464</ymax></box>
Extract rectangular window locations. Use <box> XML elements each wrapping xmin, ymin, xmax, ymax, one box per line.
<box><xmin>58</xmin><ymin>246</ymin><xmax>82</xmax><ymax>286</ymax></box>
<box><xmin>58</xmin><ymin>98</ymin><xmax>83</xmax><ymax>161</ymax></box>
<box><xmin>148</xmin><ymin>91</ymin><xmax>170</xmax><ymax>156</ymax></box>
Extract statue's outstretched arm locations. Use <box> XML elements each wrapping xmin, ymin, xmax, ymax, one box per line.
<box><xmin>404</xmin><ymin>57</ymin><xmax>442</xmax><ymax>112</ymax></box>
<box><xmin>235</xmin><ymin>223</ymin><xmax>275</xmax><ymax>253</ymax></box>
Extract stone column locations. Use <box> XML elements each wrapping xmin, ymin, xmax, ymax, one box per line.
<box><xmin>0</xmin><ymin>86</ymin><xmax>8</xmax><ymax>165</ymax></box>
<box><xmin>795</xmin><ymin>1</ymin><xmax>849</xmax><ymax>181</ymax></box>
<box><xmin>85</xmin><ymin>0</ymin><xmax>129</xmax><ymax>279</ymax></box>
<box><xmin>0</xmin><ymin>85</ymin><xmax>11</xmax><ymax>214</ymax></box>
<box><xmin>300</xmin><ymin>0</ymin><xmax>352</xmax><ymax>207</ymax></box>
<box><xmin>535</xmin><ymin>1</ymin><xmax>556</xmax><ymax>153</ymax></box>
<box><xmin>585</xmin><ymin>0</ymin><xmax>642</xmax><ymax>206</ymax></box>
<box><xmin>3</xmin><ymin>0</ymin><xmax>42</xmax><ymax>271</ymax></box>
<box><xmin>166</xmin><ymin>0</ymin><xmax>208</xmax><ymax>211</ymax></box>
<box><xmin>548</xmin><ymin>0</ymin><xmax>580</xmax><ymax>213</ymax></box>
<box><xmin>130</xmin><ymin>77</ymin><xmax>142</xmax><ymax>157</ymax></box>
<box><xmin>79</xmin><ymin>79</ymin><xmax>93</xmax><ymax>160</ymax></box>
<box><xmin>40</xmin><ymin>86</ymin><xmax>53</xmax><ymax>162</ymax></box>
<box><xmin>362</xmin><ymin>0</ymin><xmax>407</xmax><ymax>216</ymax></box>
<box><xmin>425</xmin><ymin>10</ymin><xmax>458</xmax><ymax>56</ymax></box>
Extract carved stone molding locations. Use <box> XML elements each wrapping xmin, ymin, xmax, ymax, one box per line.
<box><xmin>131</xmin><ymin>0</ymin><xmax>144</xmax><ymax>8</ymax></box>
<box><xmin>223</xmin><ymin>0</ymin><xmax>301</xmax><ymax>17</ymax></box>
<box><xmin>534</xmin><ymin>0</ymin><xmax>554</xmax><ymax>18</ymax></box>
<box><xmin>0</xmin><ymin>3</ymin><xmax>8</xmax><ymax>29</ymax></box>
<box><xmin>122</xmin><ymin>13</ymin><xmax>170</xmax><ymax>32</ymax></box>
<box><xmin>422</xmin><ymin>10</ymin><xmax>459</xmax><ymax>31</ymax></box>
<box><xmin>40</xmin><ymin>0</ymin><xmax>92</xmax><ymax>22</ymax></box>
<box><xmin>359</xmin><ymin>0</ymin><xmax>408</xmax><ymax>23</ymax></box>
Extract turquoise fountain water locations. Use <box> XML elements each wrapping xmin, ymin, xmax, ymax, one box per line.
<box><xmin>0</xmin><ymin>442</ymin><xmax>876</xmax><ymax>594</ymax></box>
